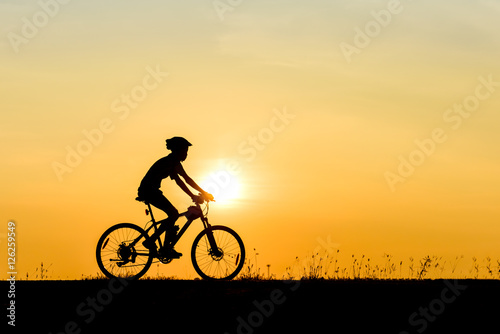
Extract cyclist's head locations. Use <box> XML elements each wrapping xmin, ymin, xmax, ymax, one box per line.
<box><xmin>166</xmin><ymin>136</ymin><xmax>192</xmax><ymax>161</ymax></box>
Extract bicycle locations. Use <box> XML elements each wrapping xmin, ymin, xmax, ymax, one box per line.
<box><xmin>96</xmin><ymin>195</ymin><xmax>245</xmax><ymax>280</ymax></box>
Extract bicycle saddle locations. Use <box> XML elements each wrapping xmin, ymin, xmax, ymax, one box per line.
<box><xmin>135</xmin><ymin>196</ymin><xmax>148</xmax><ymax>204</ymax></box>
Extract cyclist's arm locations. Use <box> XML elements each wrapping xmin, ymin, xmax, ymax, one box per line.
<box><xmin>183</xmin><ymin>174</ymin><xmax>203</xmax><ymax>192</ymax></box>
<box><xmin>173</xmin><ymin>175</ymin><xmax>196</xmax><ymax>198</ymax></box>
<box><xmin>175</xmin><ymin>164</ymin><xmax>212</xmax><ymax>199</ymax></box>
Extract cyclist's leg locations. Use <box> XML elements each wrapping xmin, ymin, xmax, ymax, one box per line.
<box><xmin>146</xmin><ymin>192</ymin><xmax>180</xmax><ymax>243</ymax></box>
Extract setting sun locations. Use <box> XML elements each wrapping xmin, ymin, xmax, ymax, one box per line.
<box><xmin>200</xmin><ymin>170</ymin><xmax>242</xmax><ymax>205</ymax></box>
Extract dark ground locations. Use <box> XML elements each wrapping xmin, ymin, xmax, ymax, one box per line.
<box><xmin>2</xmin><ymin>279</ymin><xmax>499</xmax><ymax>334</ymax></box>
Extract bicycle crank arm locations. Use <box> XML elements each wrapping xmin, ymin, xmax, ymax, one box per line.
<box><xmin>109</xmin><ymin>259</ymin><xmax>129</xmax><ymax>267</ymax></box>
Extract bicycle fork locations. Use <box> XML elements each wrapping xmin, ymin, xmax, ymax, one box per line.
<box><xmin>202</xmin><ymin>219</ymin><xmax>222</xmax><ymax>257</ymax></box>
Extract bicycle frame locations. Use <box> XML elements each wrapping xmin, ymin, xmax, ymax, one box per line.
<box><xmin>131</xmin><ymin>201</ymin><xmax>216</xmax><ymax>255</ymax></box>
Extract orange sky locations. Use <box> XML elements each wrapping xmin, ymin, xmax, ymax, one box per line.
<box><xmin>2</xmin><ymin>0</ymin><xmax>500</xmax><ymax>279</ymax></box>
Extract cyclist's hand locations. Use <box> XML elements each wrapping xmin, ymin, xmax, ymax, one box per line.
<box><xmin>202</xmin><ymin>192</ymin><xmax>214</xmax><ymax>202</ymax></box>
<box><xmin>192</xmin><ymin>192</ymin><xmax>214</xmax><ymax>204</ymax></box>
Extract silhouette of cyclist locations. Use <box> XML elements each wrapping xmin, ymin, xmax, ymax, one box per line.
<box><xmin>137</xmin><ymin>136</ymin><xmax>213</xmax><ymax>258</ymax></box>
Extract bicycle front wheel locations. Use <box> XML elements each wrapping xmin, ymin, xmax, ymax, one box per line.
<box><xmin>96</xmin><ymin>223</ymin><xmax>153</xmax><ymax>280</ymax></box>
<box><xmin>191</xmin><ymin>225</ymin><xmax>245</xmax><ymax>280</ymax></box>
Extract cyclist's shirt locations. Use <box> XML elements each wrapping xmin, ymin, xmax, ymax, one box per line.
<box><xmin>139</xmin><ymin>154</ymin><xmax>185</xmax><ymax>190</ymax></box>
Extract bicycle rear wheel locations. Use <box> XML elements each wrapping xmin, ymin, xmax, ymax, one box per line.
<box><xmin>191</xmin><ymin>225</ymin><xmax>245</xmax><ymax>280</ymax></box>
<box><xmin>96</xmin><ymin>223</ymin><xmax>153</xmax><ymax>280</ymax></box>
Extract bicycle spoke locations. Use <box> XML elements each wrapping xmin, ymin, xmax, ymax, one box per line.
<box><xmin>192</xmin><ymin>227</ymin><xmax>245</xmax><ymax>280</ymax></box>
<box><xmin>96</xmin><ymin>223</ymin><xmax>152</xmax><ymax>279</ymax></box>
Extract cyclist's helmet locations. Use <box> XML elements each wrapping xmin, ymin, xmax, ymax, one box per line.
<box><xmin>166</xmin><ymin>136</ymin><xmax>192</xmax><ymax>151</ymax></box>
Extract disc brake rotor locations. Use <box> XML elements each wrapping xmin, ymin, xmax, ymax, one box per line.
<box><xmin>210</xmin><ymin>248</ymin><xmax>224</xmax><ymax>261</ymax></box>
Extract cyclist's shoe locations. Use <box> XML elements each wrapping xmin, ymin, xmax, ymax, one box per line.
<box><xmin>160</xmin><ymin>247</ymin><xmax>183</xmax><ymax>259</ymax></box>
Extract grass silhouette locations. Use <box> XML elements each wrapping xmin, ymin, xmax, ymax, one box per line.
<box><xmin>283</xmin><ymin>251</ymin><xmax>500</xmax><ymax>280</ymax></box>
<box><xmin>20</xmin><ymin>252</ymin><xmax>500</xmax><ymax>281</ymax></box>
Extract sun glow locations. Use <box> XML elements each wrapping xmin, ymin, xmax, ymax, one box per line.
<box><xmin>200</xmin><ymin>170</ymin><xmax>242</xmax><ymax>205</ymax></box>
